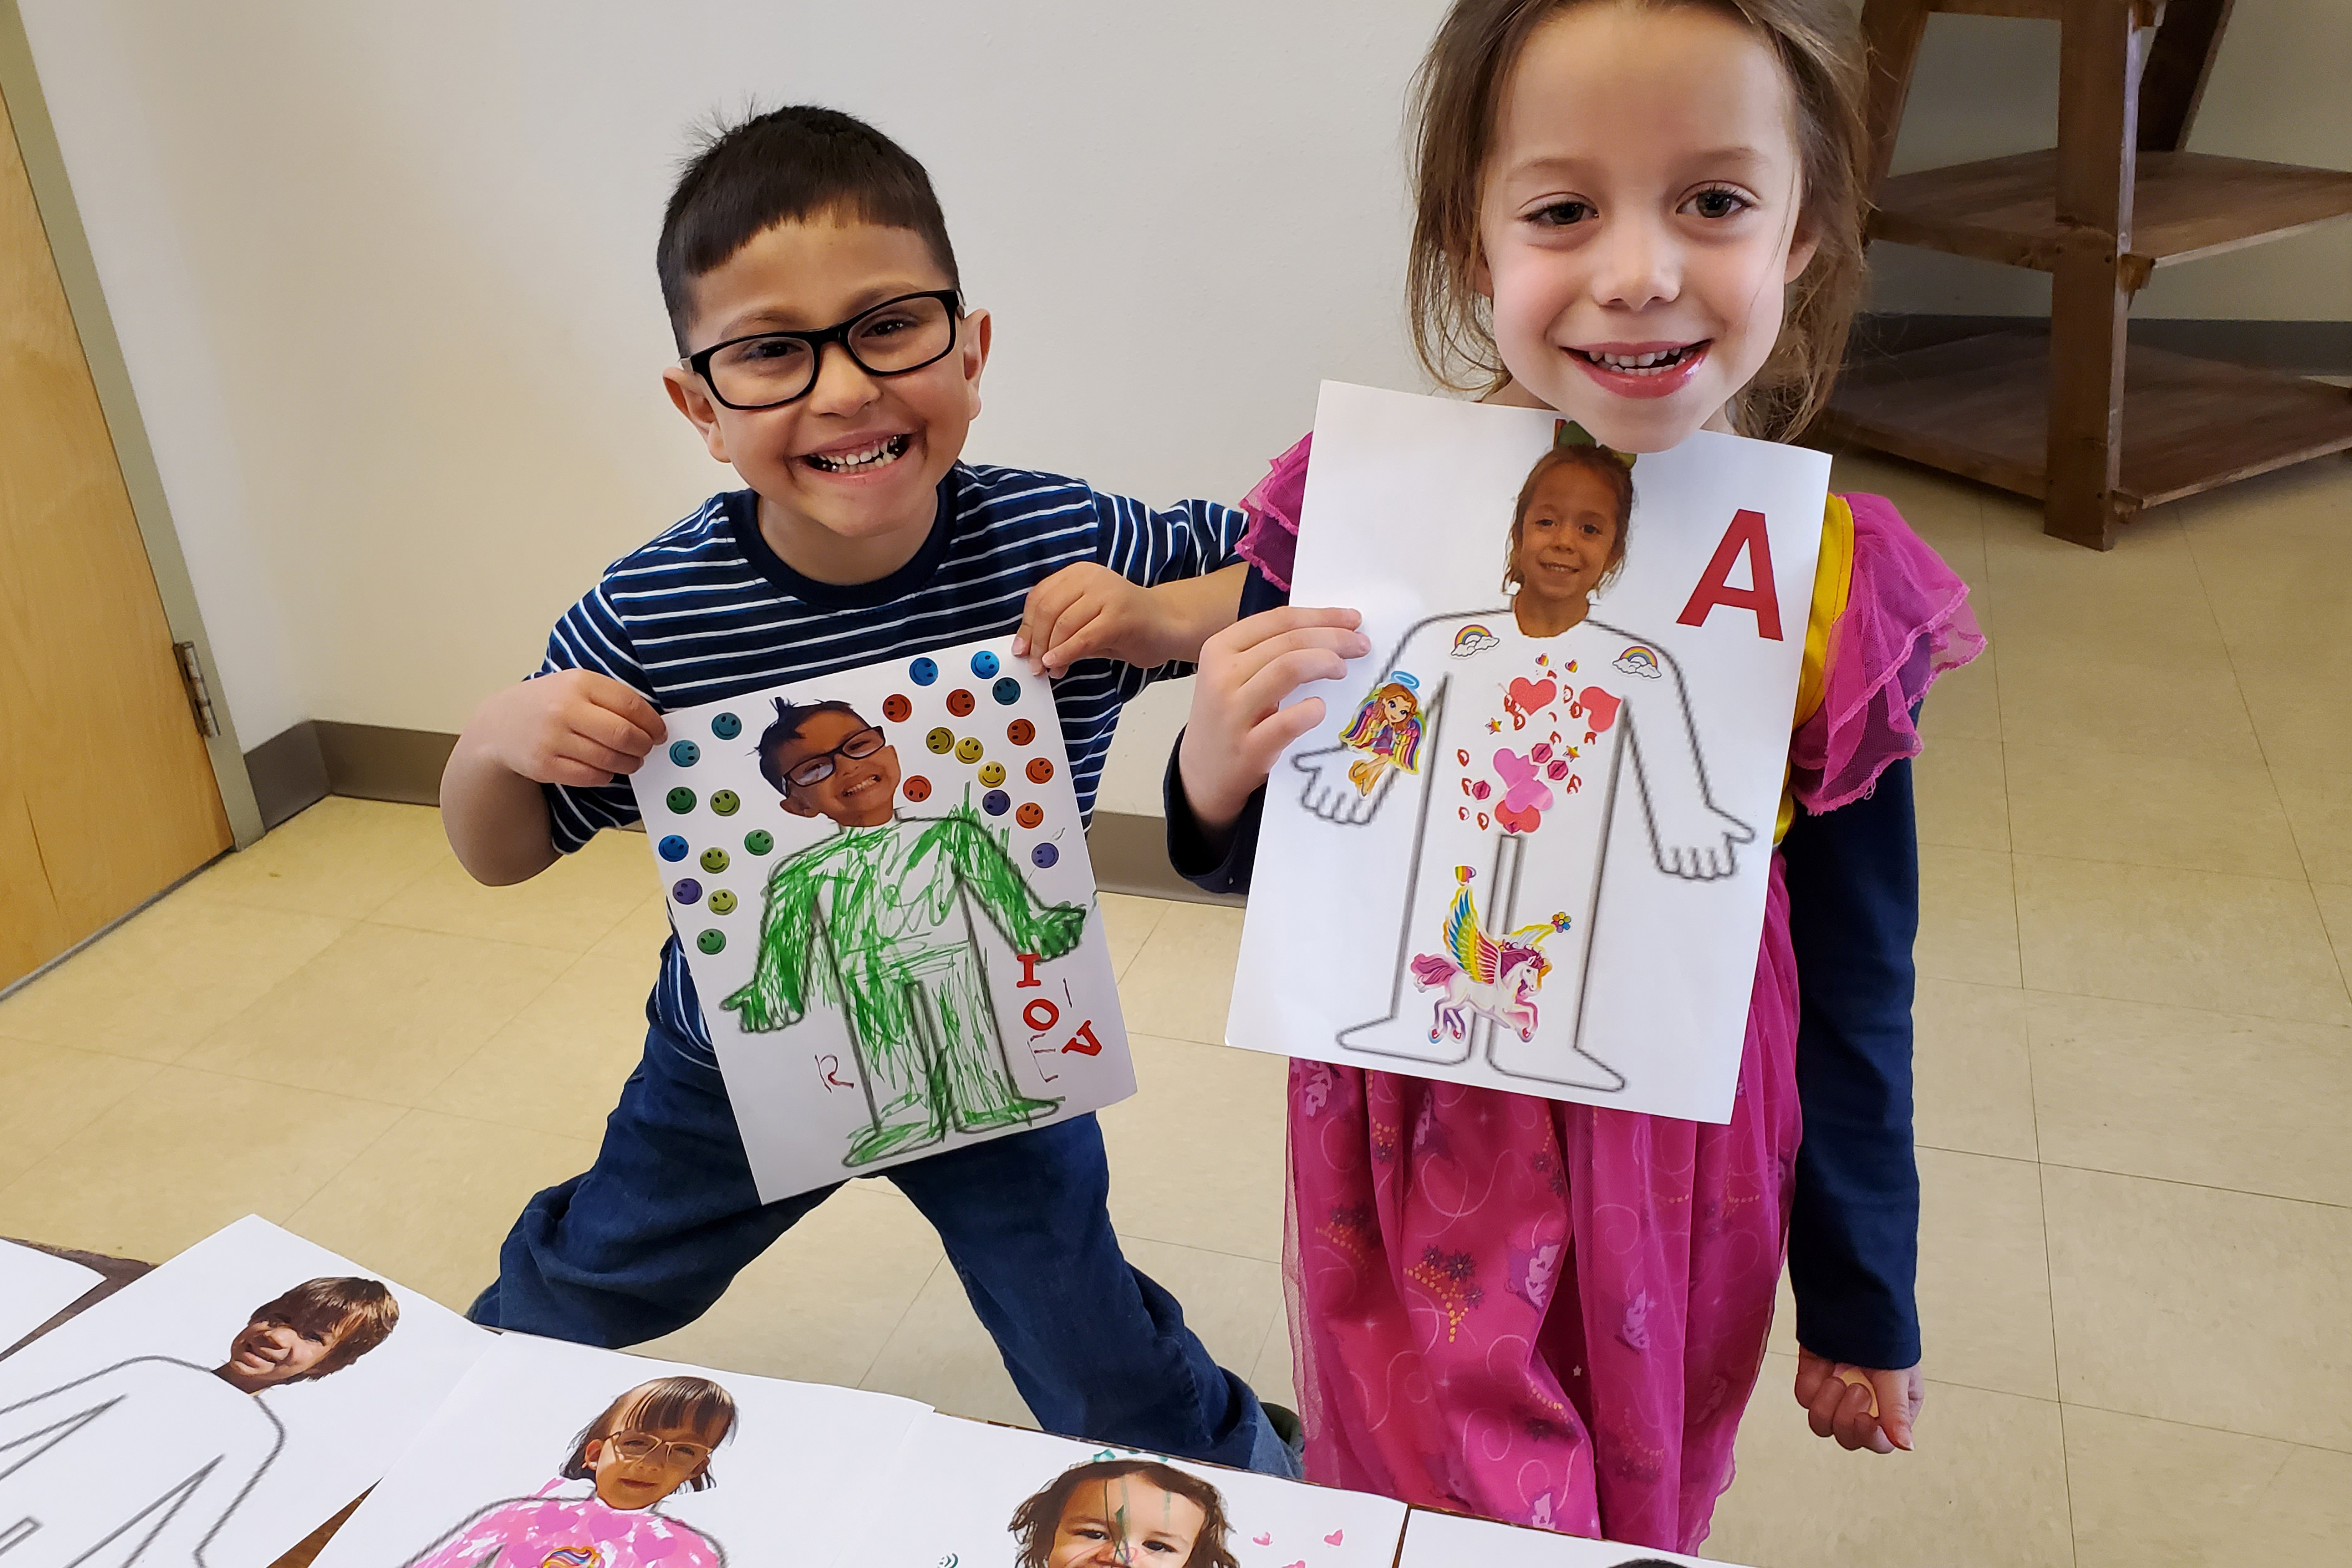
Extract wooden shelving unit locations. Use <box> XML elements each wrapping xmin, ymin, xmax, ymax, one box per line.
<box><xmin>1820</xmin><ymin>0</ymin><xmax>2352</xmax><ymax>549</ymax></box>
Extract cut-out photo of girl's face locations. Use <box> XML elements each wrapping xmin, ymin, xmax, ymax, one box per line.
<box><xmin>564</xmin><ymin>1377</ymin><xmax>735</xmax><ymax>1511</ymax></box>
<box><xmin>1503</xmin><ymin>441</ymin><xmax>1635</xmax><ymax>638</ymax></box>
<box><xmin>1012</xmin><ymin>1460</ymin><xmax>1236</xmax><ymax>1568</ymax></box>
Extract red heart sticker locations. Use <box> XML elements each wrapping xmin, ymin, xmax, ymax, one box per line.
<box><xmin>1506</xmin><ymin>676</ymin><xmax>1557</xmax><ymax>718</ymax></box>
<box><xmin>1576</xmin><ymin>685</ymin><xmax>1623</xmax><ymax>733</ymax></box>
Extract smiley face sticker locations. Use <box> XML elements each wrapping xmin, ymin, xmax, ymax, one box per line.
<box><xmin>666</xmin><ymin>787</ymin><xmax>696</xmax><ymax>814</ymax></box>
<box><xmin>970</xmin><ymin>649</ymin><xmax>1001</xmax><ymax>678</ymax></box>
<box><xmin>903</xmin><ymin>775</ymin><xmax>933</xmax><ymax>803</ymax></box>
<box><xmin>882</xmin><ymin>693</ymin><xmax>912</xmax><ymax>723</ymax></box>
<box><xmin>992</xmin><ymin>677</ymin><xmax>1021</xmax><ymax>706</ymax></box>
<box><xmin>710</xmin><ymin>790</ymin><xmax>740</xmax><ymax>816</ymax></box>
<box><xmin>668</xmin><ymin>740</ymin><xmax>701</xmax><ymax>767</ymax></box>
<box><xmin>671</xmin><ymin>878</ymin><xmax>702</xmax><ymax>905</ymax></box>
<box><xmin>925</xmin><ymin>727</ymin><xmax>954</xmax><ymax>754</ymax></box>
<box><xmin>1025</xmin><ymin>757</ymin><xmax>1055</xmax><ymax>784</ymax></box>
<box><xmin>978</xmin><ymin>761</ymin><xmax>1006</xmax><ymax>786</ymax></box>
<box><xmin>707</xmin><ymin>889</ymin><xmax>738</xmax><ymax>915</ymax></box>
<box><xmin>982</xmin><ymin>789</ymin><xmax>1010</xmax><ymax>816</ymax></box>
<box><xmin>1007</xmin><ymin>718</ymin><xmax>1036</xmax><ymax>746</ymax></box>
<box><xmin>696</xmin><ymin>929</ymin><xmax>726</xmax><ymax>954</ymax></box>
<box><xmin>909</xmin><ymin>657</ymin><xmax>939</xmax><ymax>686</ymax></box>
<box><xmin>711</xmin><ymin>712</ymin><xmax>742</xmax><ymax>740</ymax></box>
<box><xmin>1031</xmin><ymin>843</ymin><xmax>1060</xmax><ymax>869</ymax></box>
<box><xmin>658</xmin><ymin>834</ymin><xmax>689</xmax><ymax>862</ymax></box>
<box><xmin>743</xmin><ymin>828</ymin><xmax>774</xmax><ymax>855</ymax></box>
<box><xmin>1015</xmin><ymin>802</ymin><xmax>1045</xmax><ymax>829</ymax></box>
<box><xmin>954</xmin><ymin>735</ymin><xmax>984</xmax><ymax>763</ymax></box>
<box><xmin>945</xmin><ymin>689</ymin><xmax>976</xmax><ymax>718</ymax></box>
<box><xmin>700</xmin><ymin>847</ymin><xmax>729</xmax><ymax>874</ymax></box>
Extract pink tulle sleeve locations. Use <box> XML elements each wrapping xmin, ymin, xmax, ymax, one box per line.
<box><xmin>1236</xmin><ymin>432</ymin><xmax>1314</xmax><ymax>590</ymax></box>
<box><xmin>1788</xmin><ymin>492</ymin><xmax>1986</xmax><ymax>813</ymax></box>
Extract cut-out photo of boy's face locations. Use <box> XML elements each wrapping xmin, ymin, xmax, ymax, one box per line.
<box><xmin>768</xmin><ymin>704</ymin><xmax>901</xmax><ymax>828</ymax></box>
<box><xmin>217</xmin><ymin>1276</ymin><xmax>401</xmax><ymax>1393</ymax></box>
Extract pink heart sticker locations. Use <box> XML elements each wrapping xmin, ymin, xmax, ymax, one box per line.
<box><xmin>1324</xmin><ymin>1530</ymin><xmax>1345</xmax><ymax>1546</ymax></box>
<box><xmin>1252</xmin><ymin>1535</ymin><xmax>1271</xmax><ymax>1547</ymax></box>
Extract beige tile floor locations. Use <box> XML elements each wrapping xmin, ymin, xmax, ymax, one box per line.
<box><xmin>6</xmin><ymin>450</ymin><xmax>2352</xmax><ymax>1566</ymax></box>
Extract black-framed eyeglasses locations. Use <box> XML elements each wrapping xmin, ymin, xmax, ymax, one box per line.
<box><xmin>684</xmin><ymin>290</ymin><xmax>962</xmax><ymax>411</ymax></box>
<box><xmin>783</xmin><ymin>726</ymin><xmax>889</xmax><ymax>790</ymax></box>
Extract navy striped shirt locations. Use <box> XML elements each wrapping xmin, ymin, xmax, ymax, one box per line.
<box><xmin>534</xmin><ymin>462</ymin><xmax>1244</xmax><ymax>1062</ymax></box>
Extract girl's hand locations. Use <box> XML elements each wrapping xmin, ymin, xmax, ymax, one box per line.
<box><xmin>1177</xmin><ymin>606</ymin><xmax>1370</xmax><ymax>832</ymax></box>
<box><xmin>465</xmin><ymin>670</ymin><xmax>666</xmax><ymax>787</ymax></box>
<box><xmin>1013</xmin><ymin>563</ymin><xmax>1246</xmax><ymax>678</ymax></box>
<box><xmin>1794</xmin><ymin>1346</ymin><xmax>1923</xmax><ymax>1454</ymax></box>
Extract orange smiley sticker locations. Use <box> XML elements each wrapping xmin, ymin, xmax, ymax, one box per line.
<box><xmin>1015</xmin><ymin>803</ymin><xmax>1044</xmax><ymax>829</ymax></box>
<box><xmin>1007</xmin><ymin>719</ymin><xmax>1035</xmax><ymax>746</ymax></box>
<box><xmin>1025</xmin><ymin>757</ymin><xmax>1054</xmax><ymax>784</ymax></box>
<box><xmin>903</xmin><ymin>776</ymin><xmax>932</xmax><ymax>803</ymax></box>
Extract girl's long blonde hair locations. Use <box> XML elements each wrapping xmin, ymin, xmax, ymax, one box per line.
<box><xmin>1405</xmin><ymin>0</ymin><xmax>1870</xmax><ymax>442</ymax></box>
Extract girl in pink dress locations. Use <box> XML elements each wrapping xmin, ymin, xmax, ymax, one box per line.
<box><xmin>403</xmin><ymin>1377</ymin><xmax>734</xmax><ymax>1568</ymax></box>
<box><xmin>1166</xmin><ymin>0</ymin><xmax>1982</xmax><ymax>1552</ymax></box>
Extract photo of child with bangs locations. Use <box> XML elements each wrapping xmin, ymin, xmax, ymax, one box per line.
<box><xmin>399</xmin><ymin>1376</ymin><xmax>736</xmax><ymax>1568</ymax></box>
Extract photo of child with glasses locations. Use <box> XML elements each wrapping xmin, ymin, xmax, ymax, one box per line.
<box><xmin>399</xmin><ymin>1376</ymin><xmax>737</xmax><ymax>1568</ymax></box>
<box><xmin>721</xmin><ymin>696</ymin><xmax>1086</xmax><ymax>1168</ymax></box>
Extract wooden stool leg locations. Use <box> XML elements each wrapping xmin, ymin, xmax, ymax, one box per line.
<box><xmin>2044</xmin><ymin>0</ymin><xmax>2150</xmax><ymax>551</ymax></box>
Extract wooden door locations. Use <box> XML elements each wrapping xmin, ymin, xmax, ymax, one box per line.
<box><xmin>1</xmin><ymin>83</ymin><xmax>230</xmax><ymax>989</ymax></box>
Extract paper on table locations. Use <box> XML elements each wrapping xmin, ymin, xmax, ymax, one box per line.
<box><xmin>845</xmin><ymin>1409</ymin><xmax>1411</xmax><ymax>1568</ymax></box>
<box><xmin>1398</xmin><ymin>1508</ymin><xmax>1746</xmax><ymax>1567</ymax></box>
<box><xmin>0</xmin><ymin>1238</ymin><xmax>101</xmax><ymax>1353</ymax></box>
<box><xmin>625</xmin><ymin>636</ymin><xmax>1136</xmax><ymax>1202</ymax></box>
<box><xmin>0</xmin><ymin>1215</ymin><xmax>491</xmax><ymax>1568</ymax></box>
<box><xmin>1227</xmin><ymin>383</ymin><xmax>1828</xmax><ymax>1122</ymax></box>
<box><xmin>309</xmin><ymin>1331</ymin><xmax>932</xmax><ymax>1568</ymax></box>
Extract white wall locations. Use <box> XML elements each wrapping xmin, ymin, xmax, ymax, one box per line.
<box><xmin>18</xmin><ymin>2</ymin><xmax>2349</xmax><ymax>816</ymax></box>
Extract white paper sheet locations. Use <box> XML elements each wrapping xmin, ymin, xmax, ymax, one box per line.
<box><xmin>0</xmin><ymin>1239</ymin><xmax>102</xmax><ymax>1353</ymax></box>
<box><xmin>846</xmin><ymin>1411</ymin><xmax>1410</xmax><ymax>1568</ymax></box>
<box><xmin>627</xmin><ymin>635</ymin><xmax>1136</xmax><ymax>1202</ymax></box>
<box><xmin>1229</xmin><ymin>383</ymin><xmax>1828</xmax><ymax>1122</ymax></box>
<box><xmin>0</xmin><ymin>1215</ymin><xmax>491</xmax><ymax>1568</ymax></box>
<box><xmin>309</xmin><ymin>1332</ymin><xmax>931</xmax><ymax>1568</ymax></box>
<box><xmin>1398</xmin><ymin>1508</ymin><xmax>1743</xmax><ymax>1567</ymax></box>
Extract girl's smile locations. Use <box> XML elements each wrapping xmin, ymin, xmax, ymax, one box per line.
<box><xmin>1476</xmin><ymin>2</ymin><xmax>1818</xmax><ymax>450</ymax></box>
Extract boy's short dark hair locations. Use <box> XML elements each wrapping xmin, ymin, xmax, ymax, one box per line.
<box><xmin>754</xmin><ymin>697</ymin><xmax>872</xmax><ymax>796</ymax></box>
<box><xmin>658</xmin><ymin>105</ymin><xmax>961</xmax><ymax>352</ymax></box>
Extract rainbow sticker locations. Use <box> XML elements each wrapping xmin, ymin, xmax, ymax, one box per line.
<box><xmin>1612</xmin><ymin>645</ymin><xmax>1664</xmax><ymax>679</ymax></box>
<box><xmin>1450</xmin><ymin>624</ymin><xmax>1501</xmax><ymax>657</ymax></box>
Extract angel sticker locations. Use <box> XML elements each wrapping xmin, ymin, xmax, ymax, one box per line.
<box><xmin>1335</xmin><ymin>673</ymin><xmax>1425</xmax><ymax>796</ymax></box>
<box><xmin>1296</xmin><ymin>428</ymin><xmax>1753</xmax><ymax>1091</ymax></box>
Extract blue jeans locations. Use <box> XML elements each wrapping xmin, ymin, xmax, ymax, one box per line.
<box><xmin>471</xmin><ymin>1021</ymin><xmax>1297</xmax><ymax>1477</ymax></box>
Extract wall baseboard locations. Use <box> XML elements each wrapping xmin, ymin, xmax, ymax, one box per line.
<box><xmin>238</xmin><ymin>721</ymin><xmax>1241</xmax><ymax>907</ymax></box>
<box><xmin>1850</xmin><ymin>313</ymin><xmax>2352</xmax><ymax>375</ymax></box>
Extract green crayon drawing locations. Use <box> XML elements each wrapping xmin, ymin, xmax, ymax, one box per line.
<box><xmin>721</xmin><ymin>699</ymin><xmax>1083</xmax><ymax>1167</ymax></box>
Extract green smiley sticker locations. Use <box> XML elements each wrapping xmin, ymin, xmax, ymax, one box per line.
<box><xmin>696</xmin><ymin>928</ymin><xmax>726</xmax><ymax>954</ymax></box>
<box><xmin>665</xmin><ymin>787</ymin><xmax>696</xmax><ymax>814</ymax></box>
<box><xmin>744</xmin><ymin>829</ymin><xmax>774</xmax><ymax>855</ymax></box>
<box><xmin>711</xmin><ymin>790</ymin><xmax>740</xmax><ymax>816</ymax></box>
<box><xmin>700</xmin><ymin>847</ymin><xmax>729</xmax><ymax>874</ymax></box>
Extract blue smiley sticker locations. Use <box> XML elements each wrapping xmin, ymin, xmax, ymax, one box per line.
<box><xmin>992</xmin><ymin>676</ymin><xmax>1021</xmax><ymax>706</ymax></box>
<box><xmin>910</xmin><ymin>656</ymin><xmax>939</xmax><ymax>686</ymax></box>
<box><xmin>983</xmin><ymin>789</ymin><xmax>1010</xmax><ymax>816</ymax></box>
<box><xmin>668</xmin><ymin>740</ymin><xmax>701</xmax><ymax>767</ymax></box>
<box><xmin>1031</xmin><ymin>843</ymin><xmax>1060</xmax><ymax>869</ymax></box>
<box><xmin>970</xmin><ymin>649</ymin><xmax>1001</xmax><ymax>678</ymax></box>
<box><xmin>711</xmin><ymin>712</ymin><xmax>742</xmax><ymax>740</ymax></box>
<box><xmin>658</xmin><ymin>834</ymin><xmax>690</xmax><ymax>862</ymax></box>
<box><xmin>671</xmin><ymin>877</ymin><xmax>703</xmax><ymax>905</ymax></box>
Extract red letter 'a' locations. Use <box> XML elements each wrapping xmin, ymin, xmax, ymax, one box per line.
<box><xmin>1676</xmin><ymin>510</ymin><xmax>1783</xmax><ymax>640</ymax></box>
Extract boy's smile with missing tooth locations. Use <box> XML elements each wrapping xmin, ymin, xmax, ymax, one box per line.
<box><xmin>661</xmin><ymin>217</ymin><xmax>991</xmax><ymax>587</ymax></box>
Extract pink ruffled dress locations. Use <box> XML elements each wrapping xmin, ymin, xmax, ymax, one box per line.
<box><xmin>1235</xmin><ymin>435</ymin><xmax>1982</xmax><ymax>1552</ymax></box>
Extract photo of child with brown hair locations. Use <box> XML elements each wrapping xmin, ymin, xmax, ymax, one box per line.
<box><xmin>399</xmin><ymin>1377</ymin><xmax>737</xmax><ymax>1568</ymax></box>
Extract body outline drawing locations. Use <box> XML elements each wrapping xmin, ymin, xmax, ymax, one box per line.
<box><xmin>721</xmin><ymin>699</ymin><xmax>1080</xmax><ymax>1168</ymax></box>
<box><xmin>1292</xmin><ymin>436</ymin><xmax>1753</xmax><ymax>1090</ymax></box>
<box><xmin>0</xmin><ymin>1277</ymin><xmax>398</xmax><ymax>1568</ymax></box>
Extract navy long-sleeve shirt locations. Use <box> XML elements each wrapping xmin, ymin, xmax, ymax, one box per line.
<box><xmin>1164</xmin><ymin>564</ymin><xmax>1923</xmax><ymax>1370</ymax></box>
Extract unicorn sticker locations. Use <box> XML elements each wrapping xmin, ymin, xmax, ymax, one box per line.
<box><xmin>1409</xmin><ymin>867</ymin><xmax>1570</xmax><ymax>1045</ymax></box>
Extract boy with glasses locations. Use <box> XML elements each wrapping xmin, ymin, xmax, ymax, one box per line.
<box><xmin>439</xmin><ymin>105</ymin><xmax>1290</xmax><ymax>1474</ymax></box>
